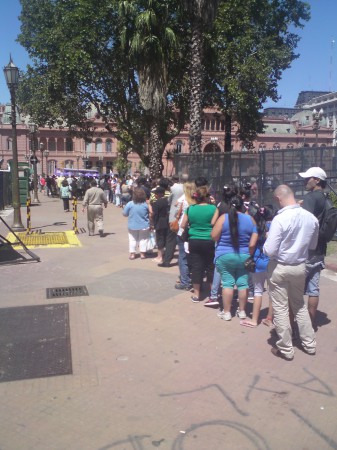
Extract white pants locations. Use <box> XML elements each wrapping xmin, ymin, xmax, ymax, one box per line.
<box><xmin>128</xmin><ymin>229</ymin><xmax>150</xmax><ymax>253</ymax></box>
<box><xmin>267</xmin><ymin>260</ymin><xmax>316</xmax><ymax>359</ymax></box>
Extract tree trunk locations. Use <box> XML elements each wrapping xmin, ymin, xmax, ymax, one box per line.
<box><xmin>224</xmin><ymin>112</ymin><xmax>232</xmax><ymax>152</ymax></box>
<box><xmin>189</xmin><ymin>18</ymin><xmax>203</xmax><ymax>153</ymax></box>
<box><xmin>148</xmin><ymin>119</ymin><xmax>164</xmax><ymax>178</ymax></box>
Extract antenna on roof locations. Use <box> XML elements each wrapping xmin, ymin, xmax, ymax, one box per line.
<box><xmin>329</xmin><ymin>38</ymin><xmax>335</xmax><ymax>92</ymax></box>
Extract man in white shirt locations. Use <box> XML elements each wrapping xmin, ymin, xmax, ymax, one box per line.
<box><xmin>263</xmin><ymin>185</ymin><xmax>319</xmax><ymax>361</ymax></box>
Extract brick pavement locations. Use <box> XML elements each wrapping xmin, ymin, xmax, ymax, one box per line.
<box><xmin>1</xmin><ymin>195</ymin><xmax>337</xmax><ymax>450</ymax></box>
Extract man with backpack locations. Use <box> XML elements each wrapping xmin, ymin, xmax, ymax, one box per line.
<box><xmin>298</xmin><ymin>167</ymin><xmax>331</xmax><ymax>329</ymax></box>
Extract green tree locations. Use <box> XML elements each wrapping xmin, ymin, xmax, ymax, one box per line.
<box><xmin>18</xmin><ymin>0</ymin><xmax>188</xmax><ymax>177</ymax></box>
<box><xmin>208</xmin><ymin>0</ymin><xmax>310</xmax><ymax>149</ymax></box>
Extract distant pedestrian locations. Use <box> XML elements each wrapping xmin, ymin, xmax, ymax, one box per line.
<box><xmin>60</xmin><ymin>179</ymin><xmax>71</xmax><ymax>212</ymax></box>
<box><xmin>82</xmin><ymin>179</ymin><xmax>108</xmax><ymax>237</ymax></box>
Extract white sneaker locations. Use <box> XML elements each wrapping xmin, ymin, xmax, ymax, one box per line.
<box><xmin>236</xmin><ymin>309</ymin><xmax>246</xmax><ymax>319</ymax></box>
<box><xmin>217</xmin><ymin>311</ymin><xmax>232</xmax><ymax>321</ymax></box>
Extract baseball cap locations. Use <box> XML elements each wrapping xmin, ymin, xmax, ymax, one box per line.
<box><xmin>298</xmin><ymin>167</ymin><xmax>327</xmax><ymax>180</ymax></box>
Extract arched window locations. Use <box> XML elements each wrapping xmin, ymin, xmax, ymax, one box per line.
<box><xmin>106</xmin><ymin>139</ymin><xmax>112</xmax><ymax>153</ymax></box>
<box><xmin>286</xmin><ymin>144</ymin><xmax>294</xmax><ymax>149</ymax></box>
<box><xmin>66</xmin><ymin>138</ymin><xmax>73</xmax><ymax>152</ymax></box>
<box><xmin>175</xmin><ymin>140</ymin><xmax>183</xmax><ymax>153</ymax></box>
<box><xmin>85</xmin><ymin>140</ymin><xmax>92</xmax><ymax>155</ymax></box>
<box><xmin>64</xmin><ymin>160</ymin><xmax>74</xmax><ymax>168</ymax></box>
<box><xmin>211</xmin><ymin>120</ymin><xmax>215</xmax><ymax>130</ymax></box>
<box><xmin>47</xmin><ymin>159</ymin><xmax>57</xmax><ymax>175</ymax></box>
<box><xmin>57</xmin><ymin>138</ymin><xmax>64</xmax><ymax>152</ymax></box>
<box><xmin>272</xmin><ymin>144</ymin><xmax>280</xmax><ymax>150</ymax></box>
<box><xmin>7</xmin><ymin>138</ymin><xmax>12</xmax><ymax>151</ymax></box>
<box><xmin>95</xmin><ymin>139</ymin><xmax>102</xmax><ymax>153</ymax></box>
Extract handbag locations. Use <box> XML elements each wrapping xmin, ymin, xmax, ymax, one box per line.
<box><xmin>244</xmin><ymin>256</ymin><xmax>256</xmax><ymax>273</ymax></box>
<box><xmin>169</xmin><ymin>219</ymin><xmax>179</xmax><ymax>233</ymax></box>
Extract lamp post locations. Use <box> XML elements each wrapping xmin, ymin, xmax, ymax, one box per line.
<box><xmin>44</xmin><ymin>149</ymin><xmax>49</xmax><ymax>176</ymax></box>
<box><xmin>39</xmin><ymin>142</ymin><xmax>45</xmax><ymax>176</ymax></box>
<box><xmin>28</xmin><ymin>123</ymin><xmax>40</xmax><ymax>204</ymax></box>
<box><xmin>3</xmin><ymin>56</ymin><xmax>25</xmax><ymax>230</ymax></box>
<box><xmin>312</xmin><ymin>108</ymin><xmax>324</xmax><ymax>146</ymax></box>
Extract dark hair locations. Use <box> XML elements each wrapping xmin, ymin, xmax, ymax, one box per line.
<box><xmin>133</xmin><ymin>187</ymin><xmax>147</xmax><ymax>203</ymax></box>
<box><xmin>194</xmin><ymin>176</ymin><xmax>208</xmax><ymax>188</ymax></box>
<box><xmin>159</xmin><ymin>177</ymin><xmax>170</xmax><ymax>190</ymax></box>
<box><xmin>239</xmin><ymin>183</ymin><xmax>251</xmax><ymax>201</ymax></box>
<box><xmin>222</xmin><ymin>184</ymin><xmax>238</xmax><ymax>203</ymax></box>
<box><xmin>61</xmin><ymin>179</ymin><xmax>68</xmax><ymax>187</ymax></box>
<box><xmin>318</xmin><ymin>179</ymin><xmax>327</xmax><ymax>189</ymax></box>
<box><xmin>228</xmin><ymin>196</ymin><xmax>244</xmax><ymax>251</ymax></box>
<box><xmin>247</xmin><ymin>202</ymin><xmax>275</xmax><ymax>240</ymax></box>
<box><xmin>90</xmin><ymin>179</ymin><xmax>97</xmax><ymax>187</ymax></box>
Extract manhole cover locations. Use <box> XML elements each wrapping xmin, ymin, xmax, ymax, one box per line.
<box><xmin>46</xmin><ymin>286</ymin><xmax>89</xmax><ymax>299</ymax></box>
<box><xmin>0</xmin><ymin>303</ymin><xmax>72</xmax><ymax>382</ymax></box>
<box><xmin>16</xmin><ymin>232</ymin><xmax>68</xmax><ymax>246</ymax></box>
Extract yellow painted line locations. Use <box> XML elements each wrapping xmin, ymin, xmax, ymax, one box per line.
<box><xmin>6</xmin><ymin>231</ymin><xmax>82</xmax><ymax>249</ymax></box>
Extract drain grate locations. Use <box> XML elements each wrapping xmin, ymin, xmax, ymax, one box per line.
<box><xmin>16</xmin><ymin>232</ymin><xmax>68</xmax><ymax>246</ymax></box>
<box><xmin>47</xmin><ymin>286</ymin><xmax>89</xmax><ymax>299</ymax></box>
<box><xmin>0</xmin><ymin>303</ymin><xmax>72</xmax><ymax>382</ymax></box>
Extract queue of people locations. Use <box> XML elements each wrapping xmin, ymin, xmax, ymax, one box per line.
<box><xmin>119</xmin><ymin>167</ymin><xmax>330</xmax><ymax>361</ymax></box>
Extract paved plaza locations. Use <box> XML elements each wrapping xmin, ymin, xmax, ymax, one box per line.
<box><xmin>1</xmin><ymin>195</ymin><xmax>337</xmax><ymax>450</ymax></box>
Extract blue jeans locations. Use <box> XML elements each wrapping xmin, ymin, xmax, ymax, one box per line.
<box><xmin>210</xmin><ymin>268</ymin><xmax>221</xmax><ymax>299</ymax></box>
<box><xmin>177</xmin><ymin>236</ymin><xmax>190</xmax><ymax>287</ymax></box>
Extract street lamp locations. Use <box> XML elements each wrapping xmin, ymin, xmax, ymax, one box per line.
<box><xmin>44</xmin><ymin>149</ymin><xmax>50</xmax><ymax>176</ymax></box>
<box><xmin>312</xmin><ymin>108</ymin><xmax>324</xmax><ymax>146</ymax></box>
<box><xmin>39</xmin><ymin>142</ymin><xmax>45</xmax><ymax>176</ymax></box>
<box><xmin>3</xmin><ymin>56</ymin><xmax>25</xmax><ymax>230</ymax></box>
<box><xmin>28</xmin><ymin>123</ymin><xmax>40</xmax><ymax>204</ymax></box>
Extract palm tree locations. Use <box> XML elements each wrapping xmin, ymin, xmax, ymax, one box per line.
<box><xmin>119</xmin><ymin>0</ymin><xmax>177</xmax><ymax>177</ymax></box>
<box><xmin>183</xmin><ymin>0</ymin><xmax>219</xmax><ymax>153</ymax></box>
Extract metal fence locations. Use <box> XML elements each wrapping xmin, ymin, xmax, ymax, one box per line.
<box><xmin>174</xmin><ymin>146</ymin><xmax>337</xmax><ymax>206</ymax></box>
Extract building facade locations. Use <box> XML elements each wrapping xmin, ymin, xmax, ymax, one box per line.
<box><xmin>0</xmin><ymin>100</ymin><xmax>334</xmax><ymax>177</ymax></box>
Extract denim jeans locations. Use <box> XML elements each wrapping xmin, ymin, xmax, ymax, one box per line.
<box><xmin>210</xmin><ymin>268</ymin><xmax>221</xmax><ymax>298</ymax></box>
<box><xmin>177</xmin><ymin>235</ymin><xmax>190</xmax><ymax>287</ymax></box>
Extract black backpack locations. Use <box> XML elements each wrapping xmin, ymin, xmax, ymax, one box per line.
<box><xmin>318</xmin><ymin>194</ymin><xmax>337</xmax><ymax>243</ymax></box>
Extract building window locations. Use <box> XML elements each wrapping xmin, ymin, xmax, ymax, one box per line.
<box><xmin>66</xmin><ymin>138</ymin><xmax>73</xmax><ymax>152</ymax></box>
<box><xmin>106</xmin><ymin>160</ymin><xmax>113</xmax><ymax>173</ymax></box>
<box><xmin>85</xmin><ymin>140</ymin><xmax>92</xmax><ymax>155</ymax></box>
<box><xmin>205</xmin><ymin>119</ymin><xmax>210</xmax><ymax>130</ymax></box>
<box><xmin>7</xmin><ymin>138</ymin><xmax>12</xmax><ymax>150</ymax></box>
<box><xmin>95</xmin><ymin>139</ymin><xmax>102</xmax><ymax>153</ymax></box>
<box><xmin>175</xmin><ymin>140</ymin><xmax>183</xmax><ymax>153</ymax></box>
<box><xmin>211</xmin><ymin>120</ymin><xmax>215</xmax><ymax>130</ymax></box>
<box><xmin>48</xmin><ymin>159</ymin><xmax>57</xmax><ymax>175</ymax></box>
<box><xmin>48</xmin><ymin>139</ymin><xmax>56</xmax><ymax>151</ymax></box>
<box><xmin>287</xmin><ymin>144</ymin><xmax>294</xmax><ymax>149</ymax></box>
<box><xmin>64</xmin><ymin>159</ymin><xmax>74</xmax><ymax>168</ymax></box>
<box><xmin>106</xmin><ymin>139</ymin><xmax>112</xmax><ymax>153</ymax></box>
<box><xmin>272</xmin><ymin>144</ymin><xmax>280</xmax><ymax>150</ymax></box>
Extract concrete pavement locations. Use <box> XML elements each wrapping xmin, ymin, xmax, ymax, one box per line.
<box><xmin>1</xmin><ymin>194</ymin><xmax>337</xmax><ymax>450</ymax></box>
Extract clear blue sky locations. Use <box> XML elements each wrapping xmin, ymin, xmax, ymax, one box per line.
<box><xmin>0</xmin><ymin>0</ymin><xmax>336</xmax><ymax>109</ymax></box>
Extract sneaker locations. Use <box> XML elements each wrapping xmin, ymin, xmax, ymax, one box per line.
<box><xmin>204</xmin><ymin>297</ymin><xmax>219</xmax><ymax>307</ymax></box>
<box><xmin>217</xmin><ymin>311</ymin><xmax>232</xmax><ymax>321</ymax></box>
<box><xmin>191</xmin><ymin>296</ymin><xmax>200</xmax><ymax>303</ymax></box>
<box><xmin>175</xmin><ymin>283</ymin><xmax>191</xmax><ymax>291</ymax></box>
<box><xmin>236</xmin><ymin>309</ymin><xmax>247</xmax><ymax>319</ymax></box>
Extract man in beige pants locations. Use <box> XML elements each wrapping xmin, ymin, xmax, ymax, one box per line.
<box><xmin>82</xmin><ymin>179</ymin><xmax>108</xmax><ymax>237</ymax></box>
<box><xmin>263</xmin><ymin>185</ymin><xmax>319</xmax><ymax>361</ymax></box>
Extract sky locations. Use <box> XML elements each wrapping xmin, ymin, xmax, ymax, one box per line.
<box><xmin>0</xmin><ymin>0</ymin><xmax>336</xmax><ymax>109</ymax></box>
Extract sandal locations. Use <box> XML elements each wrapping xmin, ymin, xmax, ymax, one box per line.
<box><xmin>129</xmin><ymin>254</ymin><xmax>135</xmax><ymax>260</ymax></box>
<box><xmin>262</xmin><ymin>317</ymin><xmax>274</xmax><ymax>328</ymax></box>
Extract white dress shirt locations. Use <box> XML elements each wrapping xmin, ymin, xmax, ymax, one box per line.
<box><xmin>263</xmin><ymin>204</ymin><xmax>319</xmax><ymax>264</ymax></box>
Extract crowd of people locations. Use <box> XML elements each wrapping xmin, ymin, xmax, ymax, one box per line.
<box><xmin>34</xmin><ymin>166</ymin><xmax>329</xmax><ymax>361</ymax></box>
<box><xmin>121</xmin><ymin>167</ymin><xmax>329</xmax><ymax>361</ymax></box>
